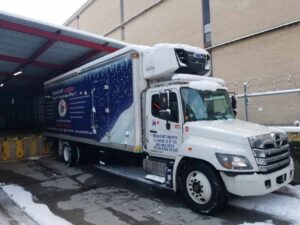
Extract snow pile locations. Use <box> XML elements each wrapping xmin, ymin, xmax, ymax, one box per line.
<box><xmin>1</xmin><ymin>185</ymin><xmax>73</xmax><ymax>225</ymax></box>
<box><xmin>239</xmin><ymin>220</ymin><xmax>274</xmax><ymax>225</ymax></box>
<box><xmin>230</xmin><ymin>185</ymin><xmax>300</xmax><ymax>225</ymax></box>
<box><xmin>27</xmin><ymin>156</ymin><xmax>42</xmax><ymax>161</ymax></box>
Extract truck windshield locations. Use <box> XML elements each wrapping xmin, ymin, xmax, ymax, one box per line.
<box><xmin>181</xmin><ymin>87</ymin><xmax>234</xmax><ymax>121</ymax></box>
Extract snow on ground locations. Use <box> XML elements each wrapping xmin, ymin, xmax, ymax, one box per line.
<box><xmin>239</xmin><ymin>220</ymin><xmax>274</xmax><ymax>225</ymax></box>
<box><xmin>57</xmin><ymin>186</ymin><xmax>226</xmax><ymax>225</ymax></box>
<box><xmin>27</xmin><ymin>156</ymin><xmax>42</xmax><ymax>161</ymax></box>
<box><xmin>1</xmin><ymin>184</ymin><xmax>73</xmax><ymax>225</ymax></box>
<box><xmin>230</xmin><ymin>185</ymin><xmax>300</xmax><ymax>225</ymax></box>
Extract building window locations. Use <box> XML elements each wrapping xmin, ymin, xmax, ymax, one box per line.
<box><xmin>202</xmin><ymin>0</ymin><xmax>211</xmax><ymax>48</ymax></box>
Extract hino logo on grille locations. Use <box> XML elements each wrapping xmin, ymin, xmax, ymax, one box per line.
<box><xmin>271</xmin><ymin>133</ymin><xmax>282</xmax><ymax>147</ymax></box>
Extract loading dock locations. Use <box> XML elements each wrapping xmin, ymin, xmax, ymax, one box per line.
<box><xmin>0</xmin><ymin>11</ymin><xmax>127</xmax><ymax>159</ymax></box>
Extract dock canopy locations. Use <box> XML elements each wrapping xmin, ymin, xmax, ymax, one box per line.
<box><xmin>0</xmin><ymin>10</ymin><xmax>128</xmax><ymax>94</ymax></box>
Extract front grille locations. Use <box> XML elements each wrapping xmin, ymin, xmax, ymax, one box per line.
<box><xmin>252</xmin><ymin>135</ymin><xmax>291</xmax><ymax>174</ymax></box>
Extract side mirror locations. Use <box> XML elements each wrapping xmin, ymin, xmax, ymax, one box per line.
<box><xmin>230</xmin><ymin>94</ymin><xmax>237</xmax><ymax>117</ymax></box>
<box><xmin>159</xmin><ymin>109</ymin><xmax>171</xmax><ymax>120</ymax></box>
<box><xmin>160</xmin><ymin>109</ymin><xmax>171</xmax><ymax>130</ymax></box>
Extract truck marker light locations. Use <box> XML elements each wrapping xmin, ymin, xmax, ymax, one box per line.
<box><xmin>175</xmin><ymin>124</ymin><xmax>180</xmax><ymax>129</ymax></box>
<box><xmin>187</xmin><ymin>147</ymin><xmax>192</xmax><ymax>151</ymax></box>
<box><xmin>131</xmin><ymin>52</ymin><xmax>139</xmax><ymax>59</ymax></box>
<box><xmin>129</xmin><ymin>146</ymin><xmax>142</xmax><ymax>153</ymax></box>
<box><xmin>185</xmin><ymin>127</ymin><xmax>189</xmax><ymax>132</ymax></box>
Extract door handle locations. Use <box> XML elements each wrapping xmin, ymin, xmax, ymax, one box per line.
<box><xmin>150</xmin><ymin>130</ymin><xmax>157</xmax><ymax>133</ymax></box>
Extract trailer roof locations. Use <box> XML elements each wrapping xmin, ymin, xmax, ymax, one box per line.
<box><xmin>0</xmin><ymin>10</ymin><xmax>128</xmax><ymax>94</ymax></box>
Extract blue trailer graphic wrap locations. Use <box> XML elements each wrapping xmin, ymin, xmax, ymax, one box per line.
<box><xmin>44</xmin><ymin>55</ymin><xmax>134</xmax><ymax>144</ymax></box>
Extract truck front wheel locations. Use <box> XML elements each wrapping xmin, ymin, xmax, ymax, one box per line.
<box><xmin>181</xmin><ymin>162</ymin><xmax>227</xmax><ymax>215</ymax></box>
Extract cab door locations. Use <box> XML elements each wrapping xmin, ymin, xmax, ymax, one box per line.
<box><xmin>146</xmin><ymin>88</ymin><xmax>183</xmax><ymax>159</ymax></box>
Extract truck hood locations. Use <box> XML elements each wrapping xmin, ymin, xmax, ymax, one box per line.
<box><xmin>185</xmin><ymin>119</ymin><xmax>275</xmax><ymax>145</ymax></box>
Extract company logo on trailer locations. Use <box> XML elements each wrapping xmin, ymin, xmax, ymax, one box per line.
<box><xmin>58</xmin><ymin>99</ymin><xmax>67</xmax><ymax>118</ymax></box>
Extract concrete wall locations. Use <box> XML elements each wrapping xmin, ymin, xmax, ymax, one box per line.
<box><xmin>123</xmin><ymin>0</ymin><xmax>204</xmax><ymax>46</ymax></box>
<box><xmin>66</xmin><ymin>0</ymin><xmax>204</xmax><ymax>47</ymax></box>
<box><xmin>210</xmin><ymin>0</ymin><xmax>300</xmax><ymax>44</ymax></box>
<box><xmin>124</xmin><ymin>0</ymin><xmax>158</xmax><ymax>21</ymax></box>
<box><xmin>210</xmin><ymin>0</ymin><xmax>300</xmax><ymax>124</ymax></box>
<box><xmin>67</xmin><ymin>0</ymin><xmax>121</xmax><ymax>35</ymax></box>
<box><xmin>212</xmin><ymin>25</ymin><xmax>300</xmax><ymax>124</ymax></box>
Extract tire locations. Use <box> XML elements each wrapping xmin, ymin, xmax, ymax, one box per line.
<box><xmin>74</xmin><ymin>144</ymin><xmax>81</xmax><ymax>166</ymax></box>
<box><xmin>62</xmin><ymin>142</ymin><xmax>77</xmax><ymax>167</ymax></box>
<box><xmin>57</xmin><ymin>145</ymin><xmax>64</xmax><ymax>161</ymax></box>
<box><xmin>181</xmin><ymin>162</ymin><xmax>227</xmax><ymax>215</ymax></box>
<box><xmin>56</xmin><ymin>140</ymin><xmax>64</xmax><ymax>161</ymax></box>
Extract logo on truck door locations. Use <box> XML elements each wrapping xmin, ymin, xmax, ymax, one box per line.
<box><xmin>58</xmin><ymin>99</ymin><xmax>67</xmax><ymax>118</ymax></box>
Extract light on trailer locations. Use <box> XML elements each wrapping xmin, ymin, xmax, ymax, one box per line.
<box><xmin>0</xmin><ymin>83</ymin><xmax>4</xmax><ymax>87</ymax></box>
<box><xmin>13</xmin><ymin>69</ymin><xmax>23</xmax><ymax>76</ymax></box>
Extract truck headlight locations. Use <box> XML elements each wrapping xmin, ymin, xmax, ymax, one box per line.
<box><xmin>216</xmin><ymin>153</ymin><xmax>253</xmax><ymax>170</ymax></box>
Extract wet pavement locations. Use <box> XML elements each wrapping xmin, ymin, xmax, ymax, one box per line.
<box><xmin>0</xmin><ymin>157</ymin><xmax>293</xmax><ymax>225</ymax></box>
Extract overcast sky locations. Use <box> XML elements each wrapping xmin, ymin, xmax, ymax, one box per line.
<box><xmin>0</xmin><ymin>0</ymin><xmax>87</xmax><ymax>25</ymax></box>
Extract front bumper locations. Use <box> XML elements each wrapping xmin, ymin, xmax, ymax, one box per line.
<box><xmin>220</xmin><ymin>159</ymin><xmax>294</xmax><ymax>196</ymax></box>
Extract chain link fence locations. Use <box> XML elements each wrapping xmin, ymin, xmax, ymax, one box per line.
<box><xmin>227</xmin><ymin>74</ymin><xmax>300</xmax><ymax>125</ymax></box>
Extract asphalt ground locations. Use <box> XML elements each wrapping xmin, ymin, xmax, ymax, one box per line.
<box><xmin>0</xmin><ymin>157</ymin><xmax>293</xmax><ymax>225</ymax></box>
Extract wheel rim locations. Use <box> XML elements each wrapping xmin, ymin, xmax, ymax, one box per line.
<box><xmin>186</xmin><ymin>170</ymin><xmax>212</xmax><ymax>204</ymax></box>
<box><xmin>63</xmin><ymin>144</ymin><xmax>70</xmax><ymax>162</ymax></box>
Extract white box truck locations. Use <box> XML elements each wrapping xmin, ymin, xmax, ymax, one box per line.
<box><xmin>44</xmin><ymin>44</ymin><xmax>294</xmax><ymax>214</ymax></box>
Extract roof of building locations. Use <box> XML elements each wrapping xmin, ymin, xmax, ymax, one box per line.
<box><xmin>0</xmin><ymin>10</ymin><xmax>128</xmax><ymax>94</ymax></box>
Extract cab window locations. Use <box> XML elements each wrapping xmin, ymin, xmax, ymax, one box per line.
<box><xmin>151</xmin><ymin>92</ymin><xmax>179</xmax><ymax>123</ymax></box>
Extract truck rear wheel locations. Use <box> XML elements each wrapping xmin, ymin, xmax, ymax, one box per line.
<box><xmin>181</xmin><ymin>162</ymin><xmax>227</xmax><ymax>215</ymax></box>
<box><xmin>62</xmin><ymin>142</ymin><xmax>78</xmax><ymax>167</ymax></box>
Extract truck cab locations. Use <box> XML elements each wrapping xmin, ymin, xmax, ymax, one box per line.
<box><xmin>142</xmin><ymin>44</ymin><xmax>294</xmax><ymax>214</ymax></box>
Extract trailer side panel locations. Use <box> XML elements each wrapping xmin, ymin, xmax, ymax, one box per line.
<box><xmin>44</xmin><ymin>53</ymin><xmax>136</xmax><ymax>149</ymax></box>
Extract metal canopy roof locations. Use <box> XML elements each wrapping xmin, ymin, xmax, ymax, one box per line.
<box><xmin>0</xmin><ymin>10</ymin><xmax>128</xmax><ymax>94</ymax></box>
